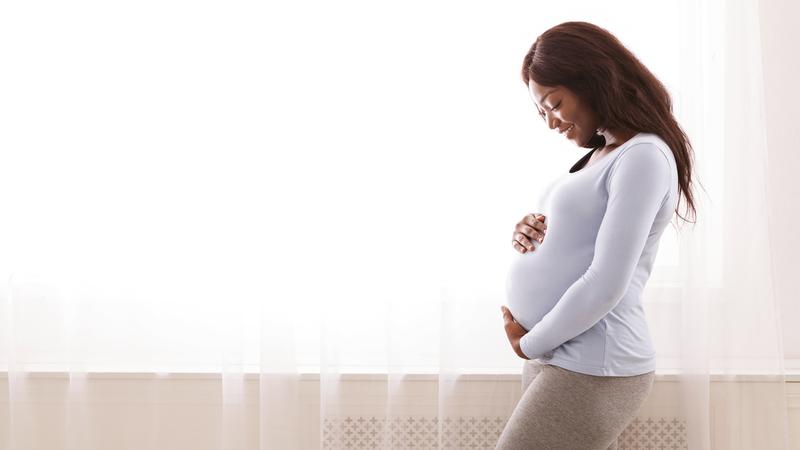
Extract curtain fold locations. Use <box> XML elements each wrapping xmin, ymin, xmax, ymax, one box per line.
<box><xmin>0</xmin><ymin>0</ymin><xmax>792</xmax><ymax>449</ymax></box>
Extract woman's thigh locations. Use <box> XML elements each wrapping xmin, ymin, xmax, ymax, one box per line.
<box><xmin>495</xmin><ymin>362</ymin><xmax>654</xmax><ymax>450</ymax></box>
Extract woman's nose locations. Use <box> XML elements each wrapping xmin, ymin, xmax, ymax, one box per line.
<box><xmin>543</xmin><ymin>110</ymin><xmax>560</xmax><ymax>129</ymax></box>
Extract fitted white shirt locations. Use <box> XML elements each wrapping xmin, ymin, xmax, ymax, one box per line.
<box><xmin>504</xmin><ymin>132</ymin><xmax>678</xmax><ymax>376</ymax></box>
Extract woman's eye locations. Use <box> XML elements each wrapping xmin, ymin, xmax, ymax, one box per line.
<box><xmin>551</xmin><ymin>102</ymin><xmax>561</xmax><ymax>111</ymax></box>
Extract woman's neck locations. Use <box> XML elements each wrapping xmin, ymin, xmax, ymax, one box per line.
<box><xmin>598</xmin><ymin>127</ymin><xmax>637</xmax><ymax>152</ymax></box>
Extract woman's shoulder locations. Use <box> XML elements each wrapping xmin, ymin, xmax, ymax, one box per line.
<box><xmin>615</xmin><ymin>132</ymin><xmax>674</xmax><ymax>166</ymax></box>
<box><xmin>605</xmin><ymin>133</ymin><xmax>675</xmax><ymax>188</ymax></box>
<box><xmin>625</xmin><ymin>132</ymin><xmax>670</xmax><ymax>151</ymax></box>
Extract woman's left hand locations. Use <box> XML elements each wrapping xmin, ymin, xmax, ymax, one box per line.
<box><xmin>501</xmin><ymin>305</ymin><xmax>530</xmax><ymax>360</ymax></box>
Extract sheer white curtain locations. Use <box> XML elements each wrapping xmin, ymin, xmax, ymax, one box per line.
<box><xmin>668</xmin><ymin>0</ymin><xmax>790</xmax><ymax>448</ymax></box>
<box><xmin>0</xmin><ymin>0</ymin><xmax>791</xmax><ymax>449</ymax></box>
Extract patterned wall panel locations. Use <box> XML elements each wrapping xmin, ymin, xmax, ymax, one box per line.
<box><xmin>322</xmin><ymin>415</ymin><xmax>687</xmax><ymax>449</ymax></box>
<box><xmin>617</xmin><ymin>417</ymin><xmax>688</xmax><ymax>449</ymax></box>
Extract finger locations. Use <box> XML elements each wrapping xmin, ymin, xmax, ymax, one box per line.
<box><xmin>520</xmin><ymin>214</ymin><xmax>539</xmax><ymax>229</ymax></box>
<box><xmin>500</xmin><ymin>306</ymin><xmax>513</xmax><ymax>324</ymax></box>
<box><xmin>513</xmin><ymin>232</ymin><xmax>537</xmax><ymax>251</ymax></box>
<box><xmin>501</xmin><ymin>306</ymin><xmax>523</xmax><ymax>329</ymax></box>
<box><xmin>523</xmin><ymin>214</ymin><xmax>548</xmax><ymax>232</ymax></box>
<box><xmin>514</xmin><ymin>234</ymin><xmax>536</xmax><ymax>252</ymax></box>
<box><xmin>523</xmin><ymin>213</ymin><xmax>544</xmax><ymax>222</ymax></box>
<box><xmin>516</xmin><ymin>224</ymin><xmax>545</xmax><ymax>243</ymax></box>
<box><xmin>512</xmin><ymin>241</ymin><xmax>527</xmax><ymax>254</ymax></box>
<box><xmin>504</xmin><ymin>318</ymin><xmax>527</xmax><ymax>339</ymax></box>
<box><xmin>502</xmin><ymin>311</ymin><xmax>528</xmax><ymax>336</ymax></box>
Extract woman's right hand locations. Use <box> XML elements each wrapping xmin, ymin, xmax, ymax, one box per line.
<box><xmin>512</xmin><ymin>213</ymin><xmax>547</xmax><ymax>254</ymax></box>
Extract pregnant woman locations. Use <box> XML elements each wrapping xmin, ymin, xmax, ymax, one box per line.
<box><xmin>495</xmin><ymin>22</ymin><xmax>697</xmax><ymax>449</ymax></box>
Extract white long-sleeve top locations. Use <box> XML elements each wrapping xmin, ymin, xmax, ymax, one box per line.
<box><xmin>504</xmin><ymin>132</ymin><xmax>679</xmax><ymax>376</ymax></box>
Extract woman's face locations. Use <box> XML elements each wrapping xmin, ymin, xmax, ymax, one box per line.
<box><xmin>527</xmin><ymin>80</ymin><xmax>602</xmax><ymax>147</ymax></box>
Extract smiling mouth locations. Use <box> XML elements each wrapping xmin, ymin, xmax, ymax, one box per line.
<box><xmin>560</xmin><ymin>124</ymin><xmax>575</xmax><ymax>135</ymax></box>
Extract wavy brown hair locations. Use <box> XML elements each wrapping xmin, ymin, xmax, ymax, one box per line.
<box><xmin>521</xmin><ymin>21</ymin><xmax>700</xmax><ymax>226</ymax></box>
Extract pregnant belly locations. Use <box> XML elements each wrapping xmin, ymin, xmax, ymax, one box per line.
<box><xmin>505</xmin><ymin>245</ymin><xmax>583</xmax><ymax>332</ymax></box>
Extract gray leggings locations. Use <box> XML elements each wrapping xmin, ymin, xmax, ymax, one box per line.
<box><xmin>495</xmin><ymin>360</ymin><xmax>655</xmax><ymax>450</ymax></box>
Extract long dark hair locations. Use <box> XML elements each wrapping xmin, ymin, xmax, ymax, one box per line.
<box><xmin>521</xmin><ymin>21</ymin><xmax>700</xmax><ymax>225</ymax></box>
